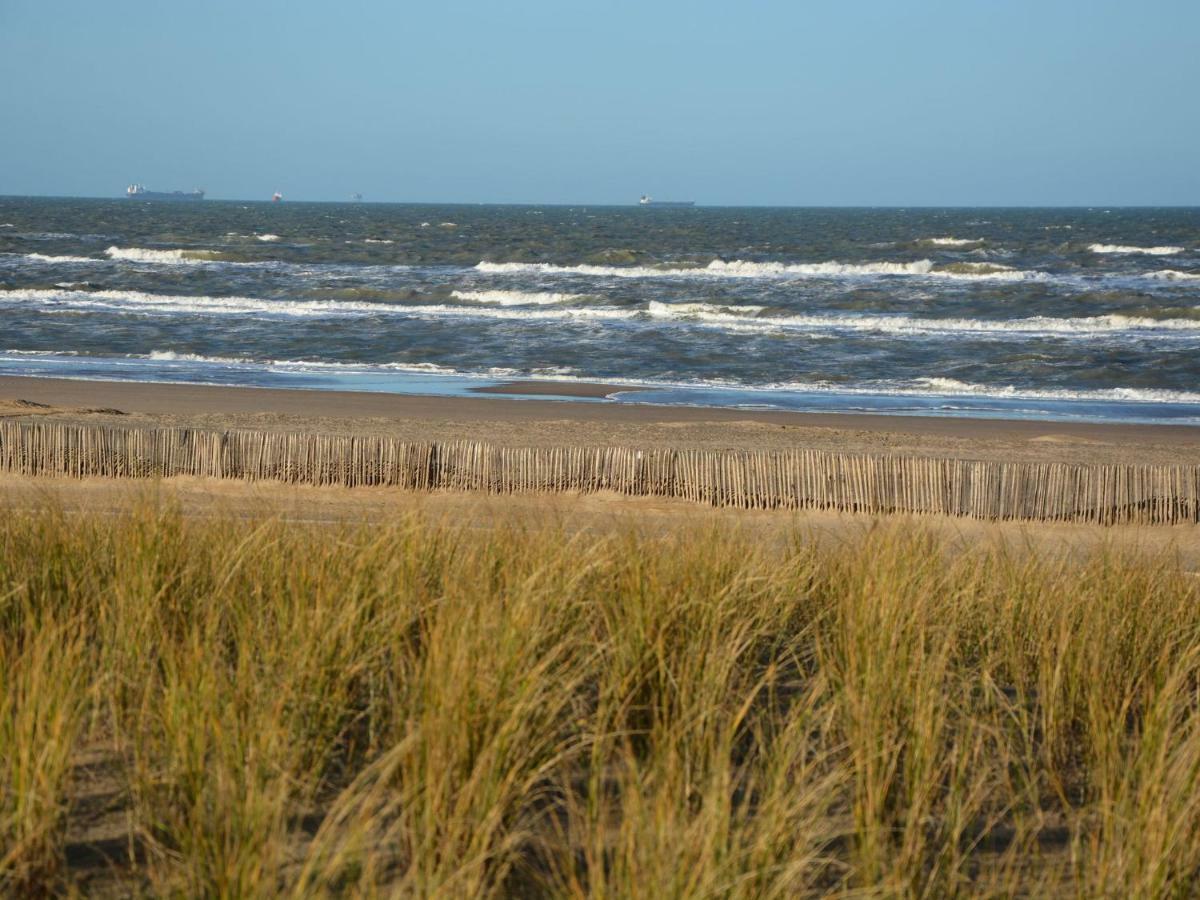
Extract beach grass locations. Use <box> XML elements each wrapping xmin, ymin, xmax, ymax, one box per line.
<box><xmin>1</xmin><ymin>499</ymin><xmax>1199</xmax><ymax>896</ymax></box>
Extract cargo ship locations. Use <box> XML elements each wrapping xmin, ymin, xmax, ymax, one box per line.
<box><xmin>639</xmin><ymin>195</ymin><xmax>694</xmax><ymax>208</ymax></box>
<box><xmin>126</xmin><ymin>184</ymin><xmax>205</xmax><ymax>201</ymax></box>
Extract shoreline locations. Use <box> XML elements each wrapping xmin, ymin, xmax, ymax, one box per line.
<box><xmin>1</xmin><ymin>374</ymin><xmax>1199</xmax><ymax>468</ymax></box>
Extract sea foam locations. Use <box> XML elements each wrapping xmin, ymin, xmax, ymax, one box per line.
<box><xmin>8</xmin><ymin>288</ymin><xmax>1199</xmax><ymax>339</ymax></box>
<box><xmin>450</xmin><ymin>289</ymin><xmax>587</xmax><ymax>306</ymax></box>
<box><xmin>0</xmin><ymin>288</ymin><xmax>637</xmax><ymax>323</ymax></box>
<box><xmin>640</xmin><ymin>301</ymin><xmax>1200</xmax><ymax>337</ymax></box>
<box><xmin>19</xmin><ymin>252</ymin><xmax>97</xmax><ymax>263</ymax></box>
<box><xmin>920</xmin><ymin>237</ymin><xmax>984</xmax><ymax>247</ymax></box>
<box><xmin>476</xmin><ymin>259</ymin><xmax>940</xmax><ymax>279</ymax></box>
<box><xmin>1144</xmin><ymin>269</ymin><xmax>1200</xmax><ymax>282</ymax></box>
<box><xmin>105</xmin><ymin>246</ymin><xmax>223</xmax><ymax>263</ymax></box>
<box><xmin>1088</xmin><ymin>244</ymin><xmax>1185</xmax><ymax>255</ymax></box>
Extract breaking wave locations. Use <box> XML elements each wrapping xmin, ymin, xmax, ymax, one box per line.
<box><xmin>1144</xmin><ymin>269</ymin><xmax>1200</xmax><ymax>282</ymax></box>
<box><xmin>7</xmin><ymin>288</ymin><xmax>1200</xmax><ymax>338</ymax></box>
<box><xmin>105</xmin><ymin>246</ymin><xmax>224</xmax><ymax>263</ymax></box>
<box><xmin>477</xmin><ymin>258</ymin><xmax>1053</xmax><ymax>281</ymax></box>
<box><xmin>255</xmin><ymin>234</ymin><xmax>281</xmax><ymax>242</ymax></box>
<box><xmin>450</xmin><ymin>289</ymin><xmax>587</xmax><ymax>306</ymax></box>
<box><xmin>0</xmin><ymin>288</ymin><xmax>637</xmax><ymax>323</ymax></box>
<box><xmin>647</xmin><ymin>302</ymin><xmax>766</xmax><ymax>319</ymax></box>
<box><xmin>920</xmin><ymin>237</ymin><xmax>984</xmax><ymax>247</ymax></box>
<box><xmin>1089</xmin><ymin>244</ymin><xmax>1185</xmax><ymax>255</ymax></box>
<box><xmin>640</xmin><ymin>301</ymin><xmax>1200</xmax><ymax>337</ymax></box>
<box><xmin>477</xmin><ymin>259</ymin><xmax>941</xmax><ymax>279</ymax></box>
<box><xmin>16</xmin><ymin>252</ymin><xmax>97</xmax><ymax>263</ymax></box>
<box><xmin>910</xmin><ymin>378</ymin><xmax>1200</xmax><ymax>405</ymax></box>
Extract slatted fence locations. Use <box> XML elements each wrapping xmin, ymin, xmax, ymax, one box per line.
<box><xmin>1</xmin><ymin>420</ymin><xmax>1197</xmax><ymax>525</ymax></box>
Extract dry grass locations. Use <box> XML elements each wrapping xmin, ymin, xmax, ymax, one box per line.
<box><xmin>1</xmin><ymin>499</ymin><xmax>1198</xmax><ymax>897</ymax></box>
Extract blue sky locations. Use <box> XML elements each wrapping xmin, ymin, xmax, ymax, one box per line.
<box><xmin>1</xmin><ymin>0</ymin><xmax>1197</xmax><ymax>205</ymax></box>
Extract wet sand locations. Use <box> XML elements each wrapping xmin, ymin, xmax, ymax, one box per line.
<box><xmin>469</xmin><ymin>380</ymin><xmax>642</xmax><ymax>398</ymax></box>
<box><xmin>1</xmin><ymin>374</ymin><xmax>1199</xmax><ymax>466</ymax></box>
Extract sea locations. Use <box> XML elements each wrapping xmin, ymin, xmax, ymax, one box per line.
<box><xmin>2</xmin><ymin>197</ymin><xmax>1199</xmax><ymax>424</ymax></box>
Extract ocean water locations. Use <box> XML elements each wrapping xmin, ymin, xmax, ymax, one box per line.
<box><xmin>2</xmin><ymin>197</ymin><xmax>1199</xmax><ymax>423</ymax></box>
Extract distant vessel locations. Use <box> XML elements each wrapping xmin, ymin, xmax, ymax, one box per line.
<box><xmin>639</xmin><ymin>195</ymin><xmax>694</xmax><ymax>208</ymax></box>
<box><xmin>126</xmin><ymin>184</ymin><xmax>204</xmax><ymax>201</ymax></box>
<box><xmin>271</xmin><ymin>191</ymin><xmax>283</xmax><ymax>203</ymax></box>
<box><xmin>351</xmin><ymin>193</ymin><xmax>364</xmax><ymax>202</ymax></box>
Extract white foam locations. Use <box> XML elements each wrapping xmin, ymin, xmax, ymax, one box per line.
<box><xmin>911</xmin><ymin>378</ymin><xmax>1200</xmax><ymax>404</ymax></box>
<box><xmin>105</xmin><ymin>246</ymin><xmax>222</xmax><ymax>263</ymax></box>
<box><xmin>142</xmin><ymin>353</ymin><xmax>489</xmax><ymax>378</ymax></box>
<box><xmin>0</xmin><ymin>287</ymin><xmax>637</xmax><ymax>323</ymax></box>
<box><xmin>19</xmin><ymin>252</ymin><xmax>96</xmax><ymax>263</ymax></box>
<box><xmin>0</xmin><ymin>224</ymin><xmax>13</xmax><ymax>228</ymax></box>
<box><xmin>476</xmin><ymin>258</ymin><xmax>940</xmax><ymax>279</ymax></box>
<box><xmin>7</xmin><ymin>288</ymin><xmax>1198</xmax><ymax>338</ymax></box>
<box><xmin>364</xmin><ymin>238</ymin><xmax>395</xmax><ymax>244</ymax></box>
<box><xmin>930</xmin><ymin>262</ymin><xmax>1037</xmax><ymax>282</ymax></box>
<box><xmin>255</xmin><ymin>233</ymin><xmax>281</xmax><ymax>242</ymax></box>
<box><xmin>922</xmin><ymin>237</ymin><xmax>984</xmax><ymax>247</ymax></box>
<box><xmin>147</xmin><ymin>350</ymin><xmax>247</xmax><ymax>364</ymax></box>
<box><xmin>450</xmin><ymin>289</ymin><xmax>587</xmax><ymax>306</ymax></box>
<box><xmin>640</xmin><ymin>301</ymin><xmax>1200</xmax><ymax>337</ymax></box>
<box><xmin>647</xmin><ymin>301</ymin><xmax>766</xmax><ymax>321</ymax></box>
<box><xmin>1144</xmin><ymin>269</ymin><xmax>1200</xmax><ymax>282</ymax></box>
<box><xmin>1089</xmin><ymin>244</ymin><xmax>1185</xmax><ymax>255</ymax></box>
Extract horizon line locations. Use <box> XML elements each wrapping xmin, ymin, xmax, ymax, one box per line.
<box><xmin>2</xmin><ymin>192</ymin><xmax>1200</xmax><ymax>210</ymax></box>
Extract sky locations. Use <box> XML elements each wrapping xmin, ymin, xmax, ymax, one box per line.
<box><xmin>1</xmin><ymin>0</ymin><xmax>1197</xmax><ymax>205</ymax></box>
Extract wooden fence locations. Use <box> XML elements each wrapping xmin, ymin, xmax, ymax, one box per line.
<box><xmin>1</xmin><ymin>420</ymin><xmax>1197</xmax><ymax>525</ymax></box>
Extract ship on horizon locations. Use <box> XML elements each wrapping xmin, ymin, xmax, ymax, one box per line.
<box><xmin>126</xmin><ymin>184</ymin><xmax>204</xmax><ymax>201</ymax></box>
<box><xmin>639</xmin><ymin>194</ymin><xmax>694</xmax><ymax>208</ymax></box>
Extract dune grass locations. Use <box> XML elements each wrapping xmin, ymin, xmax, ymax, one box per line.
<box><xmin>1</xmin><ymin>499</ymin><xmax>1198</xmax><ymax>896</ymax></box>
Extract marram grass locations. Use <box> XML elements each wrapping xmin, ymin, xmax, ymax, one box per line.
<box><xmin>1</xmin><ymin>501</ymin><xmax>1199</xmax><ymax>896</ymax></box>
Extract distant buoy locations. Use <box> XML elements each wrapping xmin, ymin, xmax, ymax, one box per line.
<box><xmin>271</xmin><ymin>191</ymin><xmax>283</xmax><ymax>203</ymax></box>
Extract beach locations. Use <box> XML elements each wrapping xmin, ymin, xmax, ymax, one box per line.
<box><xmin>4</xmin><ymin>375</ymin><xmax>1199</xmax><ymax>467</ymax></box>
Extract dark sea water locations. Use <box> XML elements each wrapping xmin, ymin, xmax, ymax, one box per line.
<box><xmin>2</xmin><ymin>197</ymin><xmax>1199</xmax><ymax>423</ymax></box>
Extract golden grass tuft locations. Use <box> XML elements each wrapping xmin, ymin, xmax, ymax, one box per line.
<box><xmin>0</xmin><ymin>499</ymin><xmax>1198</xmax><ymax>896</ymax></box>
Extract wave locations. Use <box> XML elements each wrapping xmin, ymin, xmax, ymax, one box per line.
<box><xmin>920</xmin><ymin>237</ymin><xmax>984</xmax><ymax>247</ymax></box>
<box><xmin>0</xmin><ymin>288</ymin><xmax>637</xmax><ymax>323</ymax></box>
<box><xmin>477</xmin><ymin>258</ymin><xmax>941</xmax><ymax>279</ymax></box>
<box><xmin>476</xmin><ymin>258</ymin><xmax>1052</xmax><ymax>281</ymax></box>
<box><xmin>1144</xmin><ymin>269</ymin><xmax>1200</xmax><ymax>282</ymax></box>
<box><xmin>910</xmin><ymin>378</ymin><xmax>1200</xmax><ymax>405</ymax></box>
<box><xmin>17</xmin><ymin>252</ymin><xmax>97</xmax><ymax>263</ymax></box>
<box><xmin>8</xmin><ymin>288</ymin><xmax>1199</xmax><ymax>338</ymax></box>
<box><xmin>364</xmin><ymin>238</ymin><xmax>395</xmax><ymax>244</ymax></box>
<box><xmin>105</xmin><ymin>246</ymin><xmax>225</xmax><ymax>263</ymax></box>
<box><xmin>1089</xmin><ymin>244</ymin><xmax>1185</xmax><ymax>255</ymax></box>
<box><xmin>634</xmin><ymin>376</ymin><xmax>1200</xmax><ymax>406</ymax></box>
<box><xmin>147</xmin><ymin>350</ymin><xmax>248</xmax><ymax>364</ymax></box>
<box><xmin>450</xmin><ymin>289</ymin><xmax>588</xmax><ymax>306</ymax></box>
<box><xmin>255</xmin><ymin>234</ymin><xmax>281</xmax><ymax>242</ymax></box>
<box><xmin>647</xmin><ymin>301</ymin><xmax>765</xmax><ymax>319</ymax></box>
<box><xmin>640</xmin><ymin>301</ymin><xmax>1200</xmax><ymax>336</ymax></box>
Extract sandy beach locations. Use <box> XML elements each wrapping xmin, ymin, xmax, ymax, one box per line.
<box><xmin>3</xmin><ymin>375</ymin><xmax>1199</xmax><ymax>468</ymax></box>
